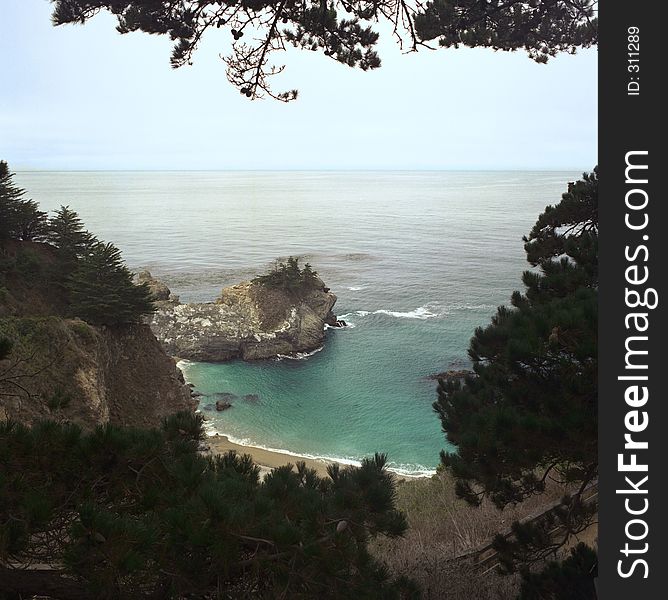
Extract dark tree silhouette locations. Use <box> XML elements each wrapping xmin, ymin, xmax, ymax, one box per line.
<box><xmin>0</xmin><ymin>412</ymin><xmax>414</xmax><ymax>599</ymax></box>
<box><xmin>47</xmin><ymin>205</ymin><xmax>95</xmax><ymax>267</ymax></box>
<box><xmin>67</xmin><ymin>241</ymin><xmax>155</xmax><ymax>325</ymax></box>
<box><xmin>252</xmin><ymin>256</ymin><xmax>321</xmax><ymax>295</ymax></box>
<box><xmin>50</xmin><ymin>0</ymin><xmax>597</xmax><ymax>100</ymax></box>
<box><xmin>518</xmin><ymin>543</ymin><xmax>597</xmax><ymax>600</ymax></box>
<box><xmin>435</xmin><ymin>169</ymin><xmax>598</xmax><ymax>568</ymax></box>
<box><xmin>0</xmin><ymin>161</ymin><xmax>48</xmax><ymax>242</ymax></box>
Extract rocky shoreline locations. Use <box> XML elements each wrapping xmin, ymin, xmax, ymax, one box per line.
<box><xmin>138</xmin><ymin>271</ymin><xmax>341</xmax><ymax>362</ymax></box>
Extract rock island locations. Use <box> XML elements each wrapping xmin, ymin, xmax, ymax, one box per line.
<box><xmin>141</xmin><ymin>258</ymin><xmax>340</xmax><ymax>362</ymax></box>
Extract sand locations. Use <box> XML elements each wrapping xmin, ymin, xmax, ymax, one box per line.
<box><xmin>205</xmin><ymin>434</ymin><xmax>338</xmax><ymax>478</ymax></box>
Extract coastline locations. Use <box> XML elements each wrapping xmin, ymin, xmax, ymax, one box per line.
<box><xmin>204</xmin><ymin>432</ymin><xmax>424</xmax><ymax>480</ymax></box>
<box><xmin>206</xmin><ymin>432</ymin><xmax>342</xmax><ymax>478</ymax></box>
<box><xmin>183</xmin><ymin>362</ymin><xmax>437</xmax><ymax>480</ymax></box>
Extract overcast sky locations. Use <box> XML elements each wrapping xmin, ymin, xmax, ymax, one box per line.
<box><xmin>1</xmin><ymin>0</ymin><xmax>597</xmax><ymax>171</ymax></box>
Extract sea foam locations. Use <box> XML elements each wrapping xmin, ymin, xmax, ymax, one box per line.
<box><xmin>203</xmin><ymin>423</ymin><xmax>436</xmax><ymax>477</ymax></box>
<box><xmin>338</xmin><ymin>302</ymin><xmax>496</xmax><ymax>324</ymax></box>
<box><xmin>275</xmin><ymin>346</ymin><xmax>324</xmax><ymax>361</ymax></box>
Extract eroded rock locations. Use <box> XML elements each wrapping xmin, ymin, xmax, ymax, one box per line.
<box><xmin>147</xmin><ymin>276</ymin><xmax>338</xmax><ymax>362</ymax></box>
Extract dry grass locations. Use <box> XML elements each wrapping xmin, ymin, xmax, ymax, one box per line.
<box><xmin>373</xmin><ymin>471</ymin><xmax>571</xmax><ymax>599</ymax></box>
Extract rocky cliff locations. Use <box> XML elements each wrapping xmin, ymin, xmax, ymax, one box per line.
<box><xmin>0</xmin><ymin>318</ymin><xmax>194</xmax><ymax>428</ymax></box>
<box><xmin>144</xmin><ymin>272</ymin><xmax>338</xmax><ymax>361</ymax></box>
<box><xmin>0</xmin><ymin>242</ymin><xmax>195</xmax><ymax>429</ymax></box>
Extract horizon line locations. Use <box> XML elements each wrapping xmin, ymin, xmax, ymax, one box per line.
<box><xmin>14</xmin><ymin>167</ymin><xmax>592</xmax><ymax>173</ymax></box>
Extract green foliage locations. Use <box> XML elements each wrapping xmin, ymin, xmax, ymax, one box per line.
<box><xmin>492</xmin><ymin>492</ymin><xmax>598</xmax><ymax>574</ymax></box>
<box><xmin>0</xmin><ymin>413</ymin><xmax>412</xmax><ymax>598</ymax></box>
<box><xmin>67</xmin><ymin>241</ymin><xmax>155</xmax><ymax>326</ymax></box>
<box><xmin>434</xmin><ymin>170</ymin><xmax>598</xmax><ymax>568</ymax></box>
<box><xmin>13</xmin><ymin>246</ymin><xmax>44</xmax><ymax>277</ymax></box>
<box><xmin>0</xmin><ymin>160</ymin><xmax>48</xmax><ymax>242</ymax></box>
<box><xmin>0</xmin><ymin>173</ymin><xmax>152</xmax><ymax>327</ymax></box>
<box><xmin>69</xmin><ymin>319</ymin><xmax>96</xmax><ymax>343</ymax></box>
<box><xmin>50</xmin><ymin>1</ymin><xmax>596</xmax><ymax>100</ymax></box>
<box><xmin>414</xmin><ymin>1</ymin><xmax>597</xmax><ymax>64</ymax></box>
<box><xmin>46</xmin><ymin>205</ymin><xmax>94</xmax><ymax>268</ymax></box>
<box><xmin>44</xmin><ymin>205</ymin><xmax>153</xmax><ymax>325</ymax></box>
<box><xmin>518</xmin><ymin>543</ymin><xmax>597</xmax><ymax>600</ymax></box>
<box><xmin>523</xmin><ymin>169</ymin><xmax>598</xmax><ymax>282</ymax></box>
<box><xmin>253</xmin><ymin>256</ymin><xmax>321</xmax><ymax>296</ymax></box>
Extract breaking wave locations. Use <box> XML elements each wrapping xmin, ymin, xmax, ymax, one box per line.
<box><xmin>275</xmin><ymin>347</ymin><xmax>324</xmax><ymax>361</ymax></box>
<box><xmin>201</xmin><ymin>422</ymin><xmax>436</xmax><ymax>477</ymax></box>
<box><xmin>338</xmin><ymin>302</ymin><xmax>496</xmax><ymax>323</ymax></box>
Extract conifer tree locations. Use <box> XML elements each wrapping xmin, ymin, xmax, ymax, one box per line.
<box><xmin>50</xmin><ymin>1</ymin><xmax>597</xmax><ymax>101</ymax></box>
<box><xmin>9</xmin><ymin>200</ymin><xmax>49</xmax><ymax>242</ymax></box>
<box><xmin>0</xmin><ymin>160</ymin><xmax>48</xmax><ymax>242</ymax></box>
<box><xmin>253</xmin><ymin>256</ymin><xmax>321</xmax><ymax>296</ymax></box>
<box><xmin>434</xmin><ymin>170</ymin><xmax>598</xmax><ymax>568</ymax></box>
<box><xmin>47</xmin><ymin>205</ymin><xmax>94</xmax><ymax>266</ymax></box>
<box><xmin>0</xmin><ymin>412</ymin><xmax>414</xmax><ymax>599</ymax></box>
<box><xmin>67</xmin><ymin>241</ymin><xmax>155</xmax><ymax>325</ymax></box>
<box><xmin>518</xmin><ymin>543</ymin><xmax>597</xmax><ymax>600</ymax></box>
<box><xmin>0</xmin><ymin>161</ymin><xmax>21</xmax><ymax>242</ymax></box>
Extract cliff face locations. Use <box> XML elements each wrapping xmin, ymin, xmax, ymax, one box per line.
<box><xmin>0</xmin><ymin>243</ymin><xmax>195</xmax><ymax>429</ymax></box>
<box><xmin>0</xmin><ymin>318</ymin><xmax>194</xmax><ymax>429</ymax></box>
<box><xmin>147</xmin><ymin>275</ymin><xmax>338</xmax><ymax>361</ymax></box>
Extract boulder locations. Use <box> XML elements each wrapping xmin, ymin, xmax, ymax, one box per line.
<box><xmin>135</xmin><ymin>270</ymin><xmax>179</xmax><ymax>307</ymax></box>
<box><xmin>426</xmin><ymin>369</ymin><xmax>474</xmax><ymax>382</ymax></box>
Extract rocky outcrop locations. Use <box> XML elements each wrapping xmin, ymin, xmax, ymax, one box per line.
<box><xmin>135</xmin><ymin>270</ymin><xmax>180</xmax><ymax>307</ymax></box>
<box><xmin>0</xmin><ymin>318</ymin><xmax>195</xmax><ymax>429</ymax></box>
<box><xmin>144</xmin><ymin>272</ymin><xmax>338</xmax><ymax>362</ymax></box>
<box><xmin>0</xmin><ymin>243</ymin><xmax>195</xmax><ymax>430</ymax></box>
<box><xmin>427</xmin><ymin>369</ymin><xmax>475</xmax><ymax>381</ymax></box>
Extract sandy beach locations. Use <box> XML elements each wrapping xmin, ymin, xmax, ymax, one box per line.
<box><xmin>206</xmin><ymin>433</ymin><xmax>340</xmax><ymax>478</ymax></box>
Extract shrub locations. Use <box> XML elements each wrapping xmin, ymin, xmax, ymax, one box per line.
<box><xmin>0</xmin><ymin>414</ymin><xmax>413</xmax><ymax>599</ymax></box>
<box><xmin>252</xmin><ymin>256</ymin><xmax>321</xmax><ymax>296</ymax></box>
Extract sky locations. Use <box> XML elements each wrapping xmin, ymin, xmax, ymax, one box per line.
<box><xmin>0</xmin><ymin>0</ymin><xmax>597</xmax><ymax>171</ymax></box>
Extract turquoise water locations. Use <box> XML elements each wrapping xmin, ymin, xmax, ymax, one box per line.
<box><xmin>16</xmin><ymin>170</ymin><xmax>582</xmax><ymax>475</ymax></box>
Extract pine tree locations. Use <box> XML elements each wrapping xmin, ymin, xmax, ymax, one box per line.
<box><xmin>67</xmin><ymin>241</ymin><xmax>155</xmax><ymax>326</ymax></box>
<box><xmin>47</xmin><ymin>205</ymin><xmax>94</xmax><ymax>266</ymax></box>
<box><xmin>10</xmin><ymin>200</ymin><xmax>49</xmax><ymax>242</ymax></box>
<box><xmin>0</xmin><ymin>160</ymin><xmax>48</xmax><ymax>242</ymax></box>
<box><xmin>518</xmin><ymin>543</ymin><xmax>598</xmax><ymax>600</ymax></box>
<box><xmin>434</xmin><ymin>170</ymin><xmax>598</xmax><ymax>568</ymax></box>
<box><xmin>0</xmin><ymin>161</ymin><xmax>20</xmax><ymax>241</ymax></box>
<box><xmin>0</xmin><ymin>413</ymin><xmax>414</xmax><ymax>599</ymax></box>
<box><xmin>50</xmin><ymin>1</ymin><xmax>597</xmax><ymax>100</ymax></box>
<box><xmin>253</xmin><ymin>256</ymin><xmax>322</xmax><ymax>296</ymax></box>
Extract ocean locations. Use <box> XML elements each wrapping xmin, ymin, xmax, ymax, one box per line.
<box><xmin>16</xmin><ymin>170</ymin><xmax>582</xmax><ymax>475</ymax></box>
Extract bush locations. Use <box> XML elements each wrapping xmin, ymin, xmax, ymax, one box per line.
<box><xmin>14</xmin><ymin>247</ymin><xmax>43</xmax><ymax>277</ymax></box>
<box><xmin>0</xmin><ymin>414</ymin><xmax>414</xmax><ymax>599</ymax></box>
<box><xmin>252</xmin><ymin>256</ymin><xmax>321</xmax><ymax>296</ymax></box>
<box><xmin>69</xmin><ymin>320</ymin><xmax>96</xmax><ymax>343</ymax></box>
